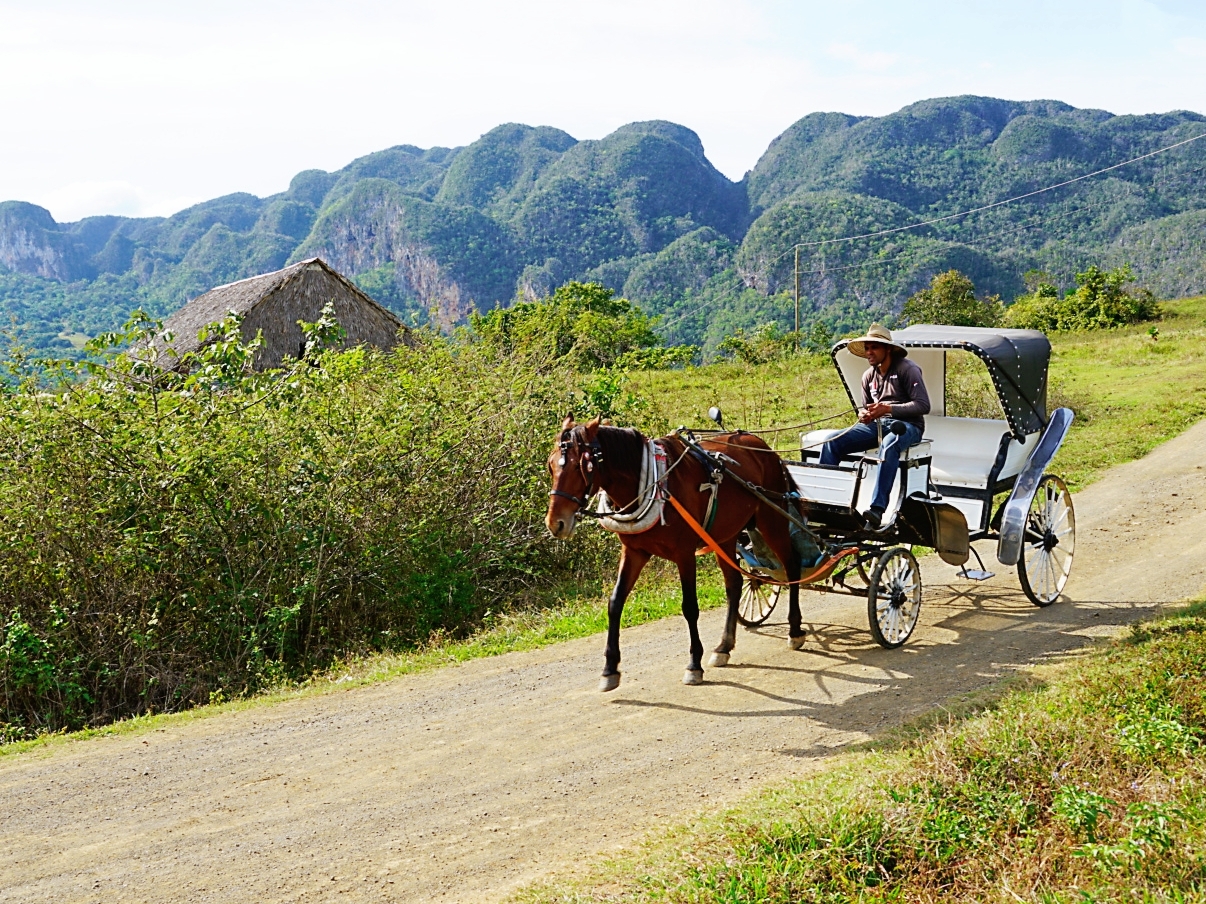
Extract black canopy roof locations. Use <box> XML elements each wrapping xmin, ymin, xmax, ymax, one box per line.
<box><xmin>834</xmin><ymin>325</ymin><xmax>1052</xmax><ymax>436</ymax></box>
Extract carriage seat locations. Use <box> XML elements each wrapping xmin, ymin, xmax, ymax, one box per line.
<box><xmin>922</xmin><ymin>417</ymin><xmax>1015</xmax><ymax>489</ymax></box>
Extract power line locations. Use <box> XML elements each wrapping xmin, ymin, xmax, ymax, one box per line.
<box><xmin>656</xmin><ymin>137</ymin><xmax>1206</xmax><ymax>338</ymax></box>
<box><xmin>775</xmin><ymin>127</ymin><xmax>1206</xmax><ymax>261</ymax></box>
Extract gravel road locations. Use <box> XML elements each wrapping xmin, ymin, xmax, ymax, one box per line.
<box><xmin>2</xmin><ymin>422</ymin><xmax>1205</xmax><ymax>904</ymax></box>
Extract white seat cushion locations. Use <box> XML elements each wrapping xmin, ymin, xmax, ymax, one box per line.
<box><xmin>923</xmin><ymin>417</ymin><xmax>1010</xmax><ymax>488</ymax></box>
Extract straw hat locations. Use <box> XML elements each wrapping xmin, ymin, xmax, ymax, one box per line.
<box><xmin>846</xmin><ymin>323</ymin><xmax>908</xmax><ymax>359</ymax></box>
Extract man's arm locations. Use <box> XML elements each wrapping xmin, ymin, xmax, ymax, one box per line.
<box><xmin>858</xmin><ymin>369</ymin><xmax>875</xmax><ymax>423</ymax></box>
<box><xmin>889</xmin><ymin>361</ymin><xmax>931</xmax><ymax>418</ymax></box>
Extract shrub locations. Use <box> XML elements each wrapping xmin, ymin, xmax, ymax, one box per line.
<box><xmin>1005</xmin><ymin>265</ymin><xmax>1160</xmax><ymax>332</ymax></box>
<box><xmin>469</xmin><ymin>281</ymin><xmax>696</xmax><ymax>371</ymax></box>
<box><xmin>716</xmin><ymin>322</ymin><xmax>797</xmax><ymax>364</ymax></box>
<box><xmin>902</xmin><ymin>270</ymin><xmax>1004</xmax><ymax>328</ymax></box>
<box><xmin>0</xmin><ymin>310</ymin><xmax>645</xmax><ymax>738</ymax></box>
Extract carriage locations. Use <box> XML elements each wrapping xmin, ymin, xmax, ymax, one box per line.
<box><xmin>724</xmin><ymin>325</ymin><xmax>1076</xmax><ymax>650</ymax></box>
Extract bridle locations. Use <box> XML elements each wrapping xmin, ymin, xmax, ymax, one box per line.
<box><xmin>549</xmin><ymin>426</ymin><xmax>606</xmax><ymax>518</ymax></box>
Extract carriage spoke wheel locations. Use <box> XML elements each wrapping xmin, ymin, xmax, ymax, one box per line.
<box><xmin>737</xmin><ymin>577</ymin><xmax>782</xmax><ymax>627</ymax></box>
<box><xmin>867</xmin><ymin>547</ymin><xmax>922</xmax><ymax>649</ymax></box>
<box><xmin>1018</xmin><ymin>474</ymin><xmax>1075</xmax><ymax>607</ymax></box>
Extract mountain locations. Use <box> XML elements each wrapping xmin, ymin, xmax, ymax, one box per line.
<box><xmin>3</xmin><ymin>97</ymin><xmax>1205</xmax><ymax>355</ymax></box>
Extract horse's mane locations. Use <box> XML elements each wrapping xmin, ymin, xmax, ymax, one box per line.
<box><xmin>595</xmin><ymin>425</ymin><xmax>648</xmax><ymax>472</ymax></box>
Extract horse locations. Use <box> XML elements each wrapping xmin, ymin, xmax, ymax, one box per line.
<box><xmin>545</xmin><ymin>415</ymin><xmax>805</xmax><ymax>691</ymax></box>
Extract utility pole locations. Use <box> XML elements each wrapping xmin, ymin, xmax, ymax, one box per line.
<box><xmin>793</xmin><ymin>244</ymin><xmax>800</xmax><ymax>352</ymax></box>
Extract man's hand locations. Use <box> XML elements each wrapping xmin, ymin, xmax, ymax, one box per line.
<box><xmin>863</xmin><ymin>401</ymin><xmax>893</xmax><ymax>421</ymax></box>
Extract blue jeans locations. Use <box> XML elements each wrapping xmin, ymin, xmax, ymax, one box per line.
<box><xmin>819</xmin><ymin>419</ymin><xmax>923</xmax><ymax>514</ymax></box>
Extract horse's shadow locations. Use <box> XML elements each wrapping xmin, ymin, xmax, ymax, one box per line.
<box><xmin>601</xmin><ymin>573</ymin><xmax>1157</xmax><ymax>749</ymax></box>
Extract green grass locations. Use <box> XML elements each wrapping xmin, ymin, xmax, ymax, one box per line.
<box><xmin>634</xmin><ymin>295</ymin><xmax>1206</xmax><ymax>490</ymax></box>
<box><xmin>0</xmin><ymin>562</ymin><xmax>728</xmax><ymax>757</ymax></box>
<box><xmin>514</xmin><ymin>600</ymin><xmax>1206</xmax><ymax>903</ymax></box>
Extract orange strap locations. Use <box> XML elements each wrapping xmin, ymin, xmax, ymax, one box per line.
<box><xmin>666</xmin><ymin>494</ymin><xmax>857</xmax><ymax>586</ymax></box>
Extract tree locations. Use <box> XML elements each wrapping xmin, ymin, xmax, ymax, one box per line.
<box><xmin>469</xmin><ymin>281</ymin><xmax>695</xmax><ymax>371</ymax></box>
<box><xmin>902</xmin><ymin>270</ymin><xmax>1004</xmax><ymax>328</ymax></box>
<box><xmin>1004</xmin><ymin>265</ymin><xmax>1159</xmax><ymax>332</ymax></box>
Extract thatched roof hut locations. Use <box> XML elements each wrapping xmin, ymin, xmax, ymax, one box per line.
<box><xmin>161</xmin><ymin>258</ymin><xmax>408</xmax><ymax>369</ymax></box>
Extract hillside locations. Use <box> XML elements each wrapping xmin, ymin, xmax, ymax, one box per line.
<box><xmin>2</xmin><ymin>96</ymin><xmax>1205</xmax><ymax>354</ymax></box>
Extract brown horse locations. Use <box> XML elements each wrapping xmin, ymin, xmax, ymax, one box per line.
<box><xmin>546</xmin><ymin>416</ymin><xmax>805</xmax><ymax>691</ymax></box>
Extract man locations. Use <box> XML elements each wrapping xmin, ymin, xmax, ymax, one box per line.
<box><xmin>820</xmin><ymin>323</ymin><xmax>930</xmax><ymax>530</ymax></box>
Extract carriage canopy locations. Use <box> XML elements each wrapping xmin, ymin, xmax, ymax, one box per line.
<box><xmin>832</xmin><ymin>325</ymin><xmax>1052</xmax><ymax>437</ymax></box>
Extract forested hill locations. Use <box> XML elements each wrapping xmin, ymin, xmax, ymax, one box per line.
<box><xmin>3</xmin><ymin>96</ymin><xmax>1205</xmax><ymax>355</ymax></box>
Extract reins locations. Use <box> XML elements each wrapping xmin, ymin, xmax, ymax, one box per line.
<box><xmin>666</xmin><ymin>494</ymin><xmax>857</xmax><ymax>586</ymax></box>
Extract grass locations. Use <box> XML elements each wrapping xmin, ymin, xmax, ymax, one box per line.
<box><xmin>513</xmin><ymin>599</ymin><xmax>1206</xmax><ymax>903</ymax></box>
<box><xmin>633</xmin><ymin>294</ymin><xmax>1206</xmax><ymax>491</ymax></box>
<box><xmin>0</xmin><ymin>561</ymin><xmax>729</xmax><ymax>757</ymax></box>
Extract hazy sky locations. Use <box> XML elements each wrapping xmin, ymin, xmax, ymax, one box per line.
<box><xmin>3</xmin><ymin>0</ymin><xmax>1204</xmax><ymax>222</ymax></box>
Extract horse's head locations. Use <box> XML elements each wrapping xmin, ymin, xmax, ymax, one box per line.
<box><xmin>546</xmin><ymin>414</ymin><xmax>602</xmax><ymax>540</ymax></box>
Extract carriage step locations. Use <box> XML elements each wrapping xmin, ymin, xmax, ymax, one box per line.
<box><xmin>960</xmin><ymin>568</ymin><xmax>995</xmax><ymax>581</ymax></box>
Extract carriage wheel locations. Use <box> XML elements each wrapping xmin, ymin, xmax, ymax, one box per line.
<box><xmin>1017</xmin><ymin>475</ymin><xmax>1075</xmax><ymax>607</ymax></box>
<box><xmin>867</xmin><ymin>547</ymin><xmax>922</xmax><ymax>649</ymax></box>
<box><xmin>737</xmin><ymin>578</ymin><xmax>782</xmax><ymax>627</ymax></box>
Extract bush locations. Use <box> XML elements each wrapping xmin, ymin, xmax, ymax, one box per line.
<box><xmin>902</xmin><ymin>270</ymin><xmax>1004</xmax><ymax>328</ymax></box>
<box><xmin>716</xmin><ymin>322</ymin><xmax>798</xmax><ymax>364</ymax></box>
<box><xmin>0</xmin><ymin>310</ymin><xmax>643</xmax><ymax>738</ymax></box>
<box><xmin>469</xmin><ymin>281</ymin><xmax>697</xmax><ymax>371</ymax></box>
<box><xmin>1006</xmin><ymin>265</ymin><xmax>1160</xmax><ymax>332</ymax></box>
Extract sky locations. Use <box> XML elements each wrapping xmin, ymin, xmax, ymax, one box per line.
<box><xmin>2</xmin><ymin>0</ymin><xmax>1205</xmax><ymax>223</ymax></box>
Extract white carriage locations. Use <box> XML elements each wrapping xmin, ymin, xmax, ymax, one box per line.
<box><xmin>733</xmin><ymin>325</ymin><xmax>1076</xmax><ymax>649</ymax></box>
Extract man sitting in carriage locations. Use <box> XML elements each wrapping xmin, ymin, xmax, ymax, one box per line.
<box><xmin>819</xmin><ymin>323</ymin><xmax>931</xmax><ymax>531</ymax></box>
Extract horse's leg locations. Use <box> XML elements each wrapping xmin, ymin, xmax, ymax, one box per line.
<box><xmin>708</xmin><ymin>552</ymin><xmax>744</xmax><ymax>668</ymax></box>
<box><xmin>787</xmin><ymin>542</ymin><xmax>806</xmax><ymax>650</ymax></box>
<box><xmin>757</xmin><ymin>501</ymin><xmax>808</xmax><ymax>652</ymax></box>
<box><xmin>600</xmin><ymin>545</ymin><xmax>651</xmax><ymax>692</ymax></box>
<box><xmin>677</xmin><ymin>553</ymin><xmax>707</xmax><ymax>685</ymax></box>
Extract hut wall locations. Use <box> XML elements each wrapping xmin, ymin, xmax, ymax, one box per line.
<box><xmin>240</xmin><ymin>267</ymin><xmax>405</xmax><ymax>369</ymax></box>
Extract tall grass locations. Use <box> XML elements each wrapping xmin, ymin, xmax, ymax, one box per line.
<box><xmin>0</xmin><ymin>316</ymin><xmax>643</xmax><ymax>740</ymax></box>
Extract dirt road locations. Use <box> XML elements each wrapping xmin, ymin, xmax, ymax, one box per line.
<box><xmin>3</xmin><ymin>423</ymin><xmax>1205</xmax><ymax>904</ymax></box>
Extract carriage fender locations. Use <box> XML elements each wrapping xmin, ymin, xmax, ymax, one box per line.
<box><xmin>901</xmin><ymin>496</ymin><xmax>970</xmax><ymax>567</ymax></box>
<box><xmin>997</xmin><ymin>407</ymin><xmax>1075</xmax><ymax>566</ymax></box>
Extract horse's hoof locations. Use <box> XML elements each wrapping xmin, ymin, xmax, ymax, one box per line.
<box><xmin>707</xmin><ymin>652</ymin><xmax>730</xmax><ymax>668</ymax></box>
<box><xmin>683</xmin><ymin>669</ymin><xmax>704</xmax><ymax>686</ymax></box>
<box><xmin>789</xmin><ymin>634</ymin><xmax>807</xmax><ymax>651</ymax></box>
<box><xmin>599</xmin><ymin>674</ymin><xmax>621</xmax><ymax>692</ymax></box>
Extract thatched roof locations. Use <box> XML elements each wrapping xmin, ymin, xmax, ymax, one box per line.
<box><xmin>160</xmin><ymin>258</ymin><xmax>408</xmax><ymax>369</ymax></box>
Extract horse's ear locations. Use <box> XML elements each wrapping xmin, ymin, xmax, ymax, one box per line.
<box><xmin>561</xmin><ymin>414</ymin><xmax>575</xmax><ymax>430</ymax></box>
<box><xmin>584</xmin><ymin>416</ymin><xmax>601</xmax><ymax>438</ymax></box>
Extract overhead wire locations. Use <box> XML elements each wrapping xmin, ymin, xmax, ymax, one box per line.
<box><xmin>769</xmin><ymin>127</ymin><xmax>1206</xmax><ymax>262</ymax></box>
<box><xmin>654</xmin><ymin>146</ymin><xmax>1206</xmax><ymax>336</ymax></box>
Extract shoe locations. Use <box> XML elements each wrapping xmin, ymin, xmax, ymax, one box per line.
<box><xmin>862</xmin><ymin>508</ymin><xmax>885</xmax><ymax>531</ymax></box>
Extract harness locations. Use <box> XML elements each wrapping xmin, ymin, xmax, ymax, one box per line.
<box><xmin>595</xmin><ymin>440</ymin><xmax>669</xmax><ymax>533</ymax></box>
<box><xmin>549</xmin><ymin>427</ymin><xmax>606</xmax><ymax>514</ymax></box>
<box><xmin>688</xmin><ymin>444</ymin><xmax>730</xmax><ymax>532</ymax></box>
